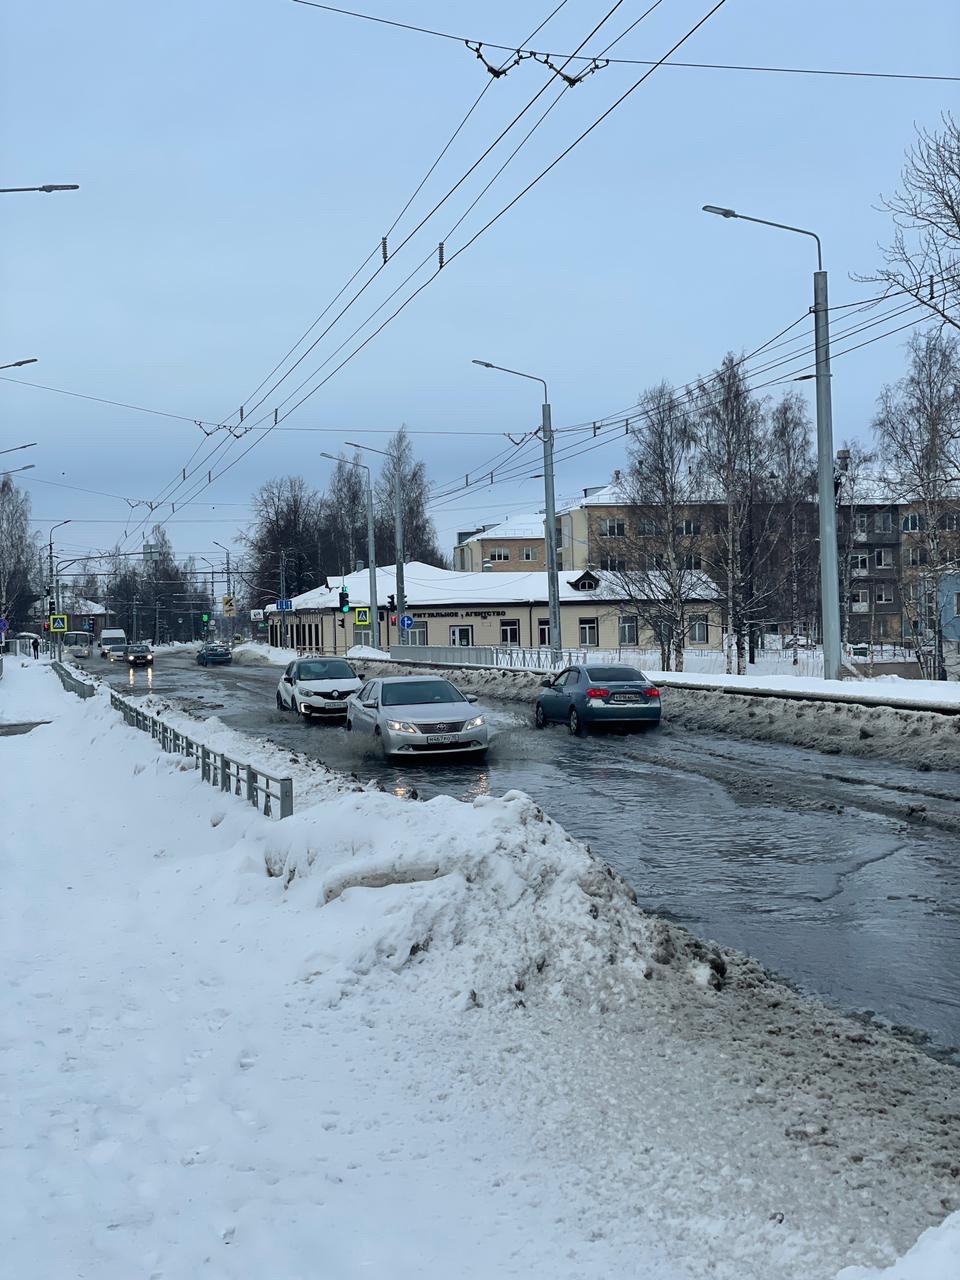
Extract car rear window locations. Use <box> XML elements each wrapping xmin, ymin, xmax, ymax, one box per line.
<box><xmin>585</xmin><ymin>666</ymin><xmax>647</xmax><ymax>683</ymax></box>
<box><xmin>381</xmin><ymin>680</ymin><xmax>464</xmax><ymax>707</ymax></box>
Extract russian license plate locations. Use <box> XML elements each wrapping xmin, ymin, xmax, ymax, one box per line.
<box><xmin>427</xmin><ymin>734</ymin><xmax>456</xmax><ymax>744</ymax></box>
<box><xmin>611</xmin><ymin>693</ymin><xmax>642</xmax><ymax>702</ymax></box>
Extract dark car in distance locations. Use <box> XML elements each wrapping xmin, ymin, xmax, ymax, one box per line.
<box><xmin>535</xmin><ymin>665</ymin><xmax>661</xmax><ymax>734</ymax></box>
<box><xmin>125</xmin><ymin>643</ymin><xmax>154</xmax><ymax>667</ymax></box>
<box><xmin>197</xmin><ymin>642</ymin><xmax>232</xmax><ymax>667</ymax></box>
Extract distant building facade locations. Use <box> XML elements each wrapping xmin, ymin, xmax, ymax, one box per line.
<box><xmin>453</xmin><ymin>514</ymin><xmax>547</xmax><ymax>572</ymax></box>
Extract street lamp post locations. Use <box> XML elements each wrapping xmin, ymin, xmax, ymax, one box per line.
<box><xmin>213</xmin><ymin>542</ymin><xmax>232</xmax><ymax>596</ymax></box>
<box><xmin>472</xmin><ymin>360</ymin><xmax>562</xmax><ymax>658</ymax></box>
<box><xmin>0</xmin><ymin>184</ymin><xmax>79</xmax><ymax>194</ymax></box>
<box><xmin>0</xmin><ymin>358</ymin><xmax>37</xmax><ymax>371</ymax></box>
<box><xmin>0</xmin><ymin>464</ymin><xmax>34</xmax><ymax>477</ymax></box>
<box><xmin>322</xmin><ymin>451</ymin><xmax>380</xmax><ymax>650</ymax></box>
<box><xmin>702</xmin><ymin>205</ymin><xmax>842</xmax><ymax>681</ymax></box>
<box><xmin>48</xmin><ymin>520</ymin><xmax>71</xmax><ymax>659</ymax></box>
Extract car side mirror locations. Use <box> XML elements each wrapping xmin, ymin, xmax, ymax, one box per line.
<box><xmin>283</xmin><ymin>675</ymin><xmax>293</xmax><ymax>684</ymax></box>
<box><xmin>540</xmin><ymin>676</ymin><xmax>553</xmax><ymax>687</ymax></box>
<box><xmin>362</xmin><ymin>699</ymin><xmax>378</xmax><ymax>709</ymax></box>
<box><xmin>357</xmin><ymin>672</ymin><xmax>366</xmax><ymax>681</ymax></box>
<box><xmin>465</xmin><ymin>693</ymin><xmax>478</xmax><ymax>704</ymax></box>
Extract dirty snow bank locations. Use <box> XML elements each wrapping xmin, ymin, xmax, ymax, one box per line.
<box><xmin>9</xmin><ymin>660</ymin><xmax>959</xmax><ymax>1279</ymax></box>
<box><xmin>836</xmin><ymin>1214</ymin><xmax>960</xmax><ymax>1278</ymax></box>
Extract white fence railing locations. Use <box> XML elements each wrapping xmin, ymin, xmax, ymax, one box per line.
<box><xmin>110</xmin><ymin>690</ymin><xmax>294</xmax><ymax>819</ymax></box>
<box><xmin>389</xmin><ymin>644</ymin><xmax>587</xmax><ymax>672</ymax></box>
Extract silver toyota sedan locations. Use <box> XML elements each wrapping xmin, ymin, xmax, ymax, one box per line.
<box><xmin>345</xmin><ymin>675</ymin><xmax>489</xmax><ymax>760</ymax></box>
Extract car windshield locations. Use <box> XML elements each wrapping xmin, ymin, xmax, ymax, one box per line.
<box><xmin>381</xmin><ymin>680</ymin><xmax>464</xmax><ymax>707</ymax></box>
<box><xmin>585</xmin><ymin>666</ymin><xmax>647</xmax><ymax>683</ymax></box>
<box><xmin>297</xmin><ymin>661</ymin><xmax>355</xmax><ymax>681</ymax></box>
<box><xmin>128</xmin><ymin>645</ymin><xmax>149</xmax><ymax>654</ymax></box>
<box><xmin>109</xmin><ymin>646</ymin><xmax>125</xmax><ymax>653</ymax></box>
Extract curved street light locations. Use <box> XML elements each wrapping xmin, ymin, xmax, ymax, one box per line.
<box><xmin>0</xmin><ymin>358</ymin><xmax>38</xmax><ymax>371</ymax></box>
<box><xmin>701</xmin><ymin>203</ymin><xmax>839</xmax><ymax>680</ymax></box>
<box><xmin>471</xmin><ymin>359</ymin><xmax>561</xmax><ymax>657</ymax></box>
<box><xmin>0</xmin><ymin>184</ymin><xmax>79</xmax><ymax>194</ymax></box>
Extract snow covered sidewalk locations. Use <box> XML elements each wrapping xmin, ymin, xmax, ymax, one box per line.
<box><xmin>2</xmin><ymin>659</ymin><xmax>958</xmax><ymax>1279</ymax></box>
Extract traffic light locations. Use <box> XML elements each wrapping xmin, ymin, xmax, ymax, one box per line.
<box><xmin>337</xmin><ymin>617</ymin><xmax>345</xmax><ymax>629</ymax></box>
<box><xmin>338</xmin><ymin>587</ymin><xmax>350</xmax><ymax>614</ymax></box>
<box><xmin>387</xmin><ymin>593</ymin><xmax>396</xmax><ymax>611</ymax></box>
<box><xmin>201</xmin><ymin>612</ymin><xmax>209</xmax><ymax>623</ymax></box>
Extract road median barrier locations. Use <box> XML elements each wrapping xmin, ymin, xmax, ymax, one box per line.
<box><xmin>109</xmin><ymin>690</ymin><xmax>293</xmax><ymax>819</ymax></box>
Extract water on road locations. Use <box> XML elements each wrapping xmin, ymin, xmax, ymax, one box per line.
<box><xmin>104</xmin><ymin>651</ymin><xmax>960</xmax><ymax>1062</ymax></box>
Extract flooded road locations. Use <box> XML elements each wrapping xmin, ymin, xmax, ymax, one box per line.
<box><xmin>104</xmin><ymin>649</ymin><xmax>960</xmax><ymax>1062</ymax></box>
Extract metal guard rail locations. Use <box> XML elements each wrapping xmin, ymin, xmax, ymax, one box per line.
<box><xmin>110</xmin><ymin>690</ymin><xmax>294</xmax><ymax>818</ymax></box>
<box><xmin>51</xmin><ymin>660</ymin><xmax>96</xmax><ymax>699</ymax></box>
<box><xmin>388</xmin><ymin>644</ymin><xmax>586</xmax><ymax>672</ymax></box>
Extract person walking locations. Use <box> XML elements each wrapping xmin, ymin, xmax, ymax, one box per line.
<box><xmin>31</xmin><ymin>636</ymin><xmax>40</xmax><ymax>659</ymax></box>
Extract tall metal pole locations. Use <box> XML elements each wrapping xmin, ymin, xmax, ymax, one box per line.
<box><xmin>541</xmin><ymin>399</ymin><xmax>562</xmax><ymax>658</ymax></box>
<box><xmin>813</xmin><ymin>270</ymin><xmax>842</xmax><ymax>681</ymax></box>
<box><xmin>394</xmin><ymin>462</ymin><xmax>406</xmax><ymax>645</ymax></box>
<box><xmin>701</xmin><ymin>206</ymin><xmax>842</xmax><ymax>680</ymax></box>
<box><xmin>364</xmin><ymin>472</ymin><xmax>379</xmax><ymax>650</ymax></box>
<box><xmin>279</xmin><ymin>549</ymin><xmax>288</xmax><ymax>649</ymax></box>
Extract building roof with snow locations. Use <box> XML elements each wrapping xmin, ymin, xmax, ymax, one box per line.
<box><xmin>267</xmin><ymin>562</ymin><xmax>718</xmax><ymax>613</ymax></box>
<box><xmin>470</xmin><ymin>513</ymin><xmax>547</xmax><ymax>540</ymax></box>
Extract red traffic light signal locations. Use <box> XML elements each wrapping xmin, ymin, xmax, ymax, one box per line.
<box><xmin>390</xmin><ymin>615</ymin><xmax>397</xmax><ymax>626</ymax></box>
<box><xmin>43</xmin><ymin>621</ymin><xmax>50</xmax><ymax>631</ymax></box>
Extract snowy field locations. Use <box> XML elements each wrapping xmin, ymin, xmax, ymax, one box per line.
<box><xmin>3</xmin><ymin>659</ymin><xmax>959</xmax><ymax>1279</ymax></box>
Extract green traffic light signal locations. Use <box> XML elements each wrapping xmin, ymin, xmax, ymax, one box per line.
<box><xmin>202</xmin><ymin>613</ymin><xmax>209</xmax><ymax>622</ymax></box>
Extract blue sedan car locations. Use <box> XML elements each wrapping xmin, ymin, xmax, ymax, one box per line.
<box><xmin>535</xmin><ymin>664</ymin><xmax>661</xmax><ymax>734</ymax></box>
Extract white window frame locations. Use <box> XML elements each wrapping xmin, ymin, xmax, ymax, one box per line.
<box><xmin>683</xmin><ymin>553</ymin><xmax>702</xmax><ymax>571</ymax></box>
<box><xmin>449</xmin><ymin>625</ymin><xmax>473</xmax><ymax>646</ymax></box>
<box><xmin>488</xmin><ymin>547</ymin><xmax>510</xmax><ymax>562</ymax></box>
<box><xmin>406</xmin><ymin>622</ymin><xmax>428</xmax><ymax>645</ymax></box>
<box><xmin>681</xmin><ymin>518</ymin><xmax>701</xmax><ymax>536</ymax></box>
<box><xmin>875</xmin><ymin>548</ymin><xmax>894</xmax><ymax>569</ymax></box>
<box><xmin>600</xmin><ymin>556</ymin><xmax>626</xmax><ymax>572</ymax></box>
<box><xmin>577</xmin><ymin>578</ymin><xmax>597</xmax><ymax>591</ymax></box>
<box><xmin>520</xmin><ymin>546</ymin><xmax>538</xmax><ymax>562</ymax></box>
<box><xmin>688</xmin><ymin>614</ymin><xmax>709</xmax><ymax>644</ymax></box>
<box><xmin>875</xmin><ymin>587</ymin><xmax>894</xmax><ymax>605</ymax></box>
<box><xmin>850</xmin><ymin>553</ymin><xmax>869</xmax><ymax>573</ymax></box>
<box><xmin>618</xmin><ymin>614</ymin><xmax>638</xmax><ymax>646</ymax></box>
<box><xmin>500</xmin><ymin>618</ymin><xmax>521</xmax><ymax>646</ymax></box>
<box><xmin>579</xmin><ymin>617</ymin><xmax>599</xmax><ymax>647</ymax></box>
<box><xmin>874</xmin><ymin>512</ymin><xmax>893</xmax><ymax>534</ymax></box>
<box><xmin>537</xmin><ymin>618</ymin><xmax>551</xmax><ymax>646</ymax></box>
<box><xmin>598</xmin><ymin>518</ymin><xmax>626</xmax><ymax>538</ymax></box>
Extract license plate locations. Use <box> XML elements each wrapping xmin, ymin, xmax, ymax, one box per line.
<box><xmin>427</xmin><ymin>734</ymin><xmax>456</xmax><ymax>744</ymax></box>
<box><xmin>611</xmin><ymin>693</ymin><xmax>642</xmax><ymax>702</ymax></box>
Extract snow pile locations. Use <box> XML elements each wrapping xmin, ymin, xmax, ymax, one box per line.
<box><xmin>261</xmin><ymin>787</ymin><xmax>726</xmax><ymax>1012</ymax></box>
<box><xmin>836</xmin><ymin>1214</ymin><xmax>960</xmax><ymax>1279</ymax></box>
<box><xmin>4</xmin><ymin>659</ymin><xmax>960</xmax><ymax>1280</ymax></box>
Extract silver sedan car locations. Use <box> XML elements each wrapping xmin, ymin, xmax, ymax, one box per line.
<box><xmin>345</xmin><ymin>675</ymin><xmax>489</xmax><ymax>760</ymax></box>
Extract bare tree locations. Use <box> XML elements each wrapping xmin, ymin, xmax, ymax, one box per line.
<box><xmin>768</xmin><ymin>392</ymin><xmax>818</xmax><ymax>663</ymax></box>
<box><xmin>609</xmin><ymin>383</ymin><xmax>702</xmax><ymax>670</ymax></box>
<box><xmin>834</xmin><ymin>440</ymin><xmax>879</xmax><ymax>647</ymax></box>
<box><xmin>0</xmin><ymin>478</ymin><xmax>38</xmax><ymax>630</ymax></box>
<box><xmin>860</xmin><ymin>113</ymin><xmax>960</xmax><ymax>331</ymax></box>
<box><xmin>695</xmin><ymin>355</ymin><xmax>768</xmax><ymax>673</ymax></box>
<box><xmin>874</xmin><ymin>329</ymin><xmax>960</xmax><ymax>678</ymax></box>
<box><xmin>374</xmin><ymin>426</ymin><xmax>446</xmax><ymax>567</ymax></box>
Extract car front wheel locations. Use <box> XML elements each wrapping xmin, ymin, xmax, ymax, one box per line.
<box><xmin>534</xmin><ymin>702</ymin><xmax>546</xmax><ymax>729</ymax></box>
<box><xmin>276</xmin><ymin>692</ymin><xmax>283</xmax><ymax>710</ymax></box>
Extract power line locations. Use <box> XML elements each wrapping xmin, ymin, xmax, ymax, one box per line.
<box><xmin>290</xmin><ymin>1</ymin><xmax>960</xmax><ymax>83</ymax></box>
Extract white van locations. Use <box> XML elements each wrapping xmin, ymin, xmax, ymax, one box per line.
<box><xmin>99</xmin><ymin>628</ymin><xmax>127</xmax><ymax>656</ymax></box>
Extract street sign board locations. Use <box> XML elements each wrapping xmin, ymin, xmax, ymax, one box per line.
<box><xmin>222</xmin><ymin>595</ymin><xmax>235</xmax><ymax>617</ymax></box>
<box><xmin>49</xmin><ymin>614</ymin><xmax>68</xmax><ymax>632</ymax></box>
<box><xmin>0</xmin><ymin>619</ymin><xmax>8</xmax><ymax>634</ymax></box>
<box><xmin>250</xmin><ymin>608</ymin><xmax>264</xmax><ymax>621</ymax></box>
<box><xmin>276</xmin><ymin>599</ymin><xmax>293</xmax><ymax>611</ymax></box>
<box><xmin>354</xmin><ymin>607</ymin><xmax>370</xmax><ymax>626</ymax></box>
<box><xmin>399</xmin><ymin>614</ymin><xmax>414</xmax><ymax>630</ymax></box>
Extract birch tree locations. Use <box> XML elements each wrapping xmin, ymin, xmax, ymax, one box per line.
<box><xmin>0</xmin><ymin>477</ymin><xmax>38</xmax><ymax>630</ymax></box>
<box><xmin>609</xmin><ymin>383</ymin><xmax>702</xmax><ymax>671</ymax></box>
<box><xmin>768</xmin><ymin>393</ymin><xmax>818</xmax><ymax>662</ymax></box>
<box><xmin>873</xmin><ymin>329</ymin><xmax>960</xmax><ymax>678</ymax></box>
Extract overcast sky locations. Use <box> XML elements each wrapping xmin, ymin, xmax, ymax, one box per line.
<box><xmin>2</xmin><ymin>0</ymin><xmax>957</xmax><ymax>584</ymax></box>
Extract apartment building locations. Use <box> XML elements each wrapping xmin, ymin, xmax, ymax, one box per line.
<box><xmin>452</xmin><ymin>513</ymin><xmax>547</xmax><ymax>572</ymax></box>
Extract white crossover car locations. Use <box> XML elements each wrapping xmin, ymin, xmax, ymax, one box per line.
<box><xmin>345</xmin><ymin>675</ymin><xmax>489</xmax><ymax>760</ymax></box>
<box><xmin>276</xmin><ymin>657</ymin><xmax>363</xmax><ymax>719</ymax></box>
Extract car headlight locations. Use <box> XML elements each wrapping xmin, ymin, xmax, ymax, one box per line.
<box><xmin>463</xmin><ymin>715</ymin><xmax>485</xmax><ymax>730</ymax></box>
<box><xmin>386</xmin><ymin>719</ymin><xmax>420</xmax><ymax>733</ymax></box>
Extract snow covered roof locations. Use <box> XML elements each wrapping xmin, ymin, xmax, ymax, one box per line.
<box><xmin>268</xmin><ymin>562</ymin><xmax>718</xmax><ymax>612</ymax></box>
<box><xmin>62</xmin><ymin>596</ymin><xmax>109</xmax><ymax>616</ymax></box>
<box><xmin>471</xmin><ymin>513</ymin><xmax>546</xmax><ymax>541</ymax></box>
<box><xmin>556</xmin><ymin>480</ymin><xmax>626</xmax><ymax>514</ymax></box>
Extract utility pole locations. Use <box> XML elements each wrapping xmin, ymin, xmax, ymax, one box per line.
<box><xmin>394</xmin><ymin>461</ymin><xmax>406</xmax><ymax>645</ymax></box>
<box><xmin>339</xmin><ymin>443</ymin><xmax>393</xmax><ymax>649</ymax></box>
<box><xmin>472</xmin><ymin>362</ymin><xmax>561</xmax><ymax>657</ymax></box>
<box><xmin>701</xmin><ymin>205</ymin><xmax>842</xmax><ymax>680</ymax></box>
<box><xmin>279</xmin><ymin>549</ymin><xmax>288</xmax><ymax>649</ymax></box>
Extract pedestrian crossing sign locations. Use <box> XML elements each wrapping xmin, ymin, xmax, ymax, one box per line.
<box><xmin>354</xmin><ymin>607</ymin><xmax>370</xmax><ymax>626</ymax></box>
<box><xmin>50</xmin><ymin>614</ymin><xmax>68</xmax><ymax>632</ymax></box>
